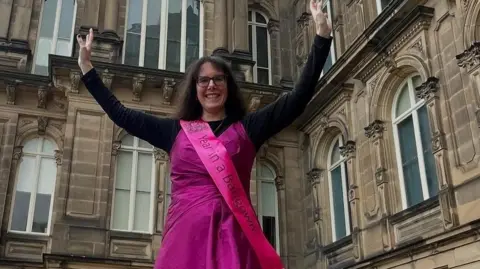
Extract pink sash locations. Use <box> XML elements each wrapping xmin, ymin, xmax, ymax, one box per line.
<box><xmin>180</xmin><ymin>120</ymin><xmax>284</xmax><ymax>269</ymax></box>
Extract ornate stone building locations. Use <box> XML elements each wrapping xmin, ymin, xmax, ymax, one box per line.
<box><xmin>0</xmin><ymin>0</ymin><xmax>479</xmax><ymax>269</ymax></box>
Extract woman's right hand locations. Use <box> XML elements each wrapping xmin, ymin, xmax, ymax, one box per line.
<box><xmin>77</xmin><ymin>28</ymin><xmax>94</xmax><ymax>74</ymax></box>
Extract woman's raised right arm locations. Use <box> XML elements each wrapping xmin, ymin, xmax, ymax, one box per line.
<box><xmin>77</xmin><ymin>29</ymin><xmax>176</xmax><ymax>152</ymax></box>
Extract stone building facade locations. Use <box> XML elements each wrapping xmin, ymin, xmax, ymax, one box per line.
<box><xmin>0</xmin><ymin>0</ymin><xmax>479</xmax><ymax>269</ymax></box>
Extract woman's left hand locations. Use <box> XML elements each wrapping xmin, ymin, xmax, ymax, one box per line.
<box><xmin>310</xmin><ymin>0</ymin><xmax>333</xmax><ymax>38</ymax></box>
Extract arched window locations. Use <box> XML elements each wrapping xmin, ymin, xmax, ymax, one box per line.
<box><xmin>327</xmin><ymin>135</ymin><xmax>350</xmax><ymax>241</ymax></box>
<box><xmin>123</xmin><ymin>0</ymin><xmax>204</xmax><ymax>72</ymax></box>
<box><xmin>376</xmin><ymin>0</ymin><xmax>391</xmax><ymax>14</ymax></box>
<box><xmin>33</xmin><ymin>0</ymin><xmax>77</xmax><ymax>75</ymax></box>
<box><xmin>321</xmin><ymin>0</ymin><xmax>336</xmax><ymax>77</ymax></box>
<box><xmin>248</xmin><ymin>10</ymin><xmax>271</xmax><ymax>85</ymax></box>
<box><xmin>392</xmin><ymin>75</ymin><xmax>438</xmax><ymax>209</ymax></box>
<box><xmin>256</xmin><ymin>162</ymin><xmax>279</xmax><ymax>252</ymax></box>
<box><xmin>111</xmin><ymin>134</ymin><xmax>156</xmax><ymax>233</ymax></box>
<box><xmin>10</xmin><ymin>137</ymin><xmax>58</xmax><ymax>234</ymax></box>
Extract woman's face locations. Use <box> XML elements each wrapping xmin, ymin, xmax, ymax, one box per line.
<box><xmin>196</xmin><ymin>62</ymin><xmax>228</xmax><ymax>116</ymax></box>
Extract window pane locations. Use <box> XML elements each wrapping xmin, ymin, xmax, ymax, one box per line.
<box><xmin>259</xmin><ymin>164</ymin><xmax>274</xmax><ymax>178</ymax></box>
<box><xmin>261</xmin><ymin>182</ymin><xmax>276</xmax><ymax>217</ymax></box>
<box><xmin>34</xmin><ymin>38</ymin><xmax>53</xmax><ymax>76</ymax></box>
<box><xmin>255</xmin><ymin>12</ymin><xmax>267</xmax><ymax>24</ymax></box>
<box><xmin>381</xmin><ymin>0</ymin><xmax>392</xmax><ymax>9</ymax></box>
<box><xmin>122</xmin><ymin>134</ymin><xmax>134</xmax><ymax>147</ymax></box>
<box><xmin>32</xmin><ymin>158</ymin><xmax>56</xmax><ymax>233</ymax></box>
<box><xmin>396</xmin><ymin>84</ymin><xmax>411</xmax><ymax>117</ymax></box>
<box><xmin>134</xmin><ymin>192</ymin><xmax>150</xmax><ymax>231</ymax></box>
<box><xmin>116</xmin><ymin>151</ymin><xmax>133</xmax><ymax>190</ymax></box>
<box><xmin>144</xmin><ymin>0</ymin><xmax>161</xmax><ymax>69</ymax></box>
<box><xmin>42</xmin><ymin>139</ymin><xmax>56</xmax><ymax>153</ymax></box>
<box><xmin>397</xmin><ymin>116</ymin><xmax>423</xmax><ymax>206</ymax></box>
<box><xmin>56</xmin><ymin>37</ymin><xmax>70</xmax><ymax>57</ymax></box>
<box><xmin>166</xmin><ymin>0</ymin><xmax>182</xmax><ymax>71</ymax></box>
<box><xmin>138</xmin><ymin>139</ymin><xmax>152</xmax><ymax>149</ymax></box>
<box><xmin>256</xmin><ymin>27</ymin><xmax>268</xmax><ymax>68</ymax></box>
<box><xmin>417</xmin><ymin>106</ymin><xmax>438</xmax><ymax>197</ymax></box>
<box><xmin>331</xmin><ymin>166</ymin><xmax>346</xmax><ymax>239</ymax></box>
<box><xmin>11</xmin><ymin>155</ymin><xmax>36</xmax><ymax>231</ymax></box>
<box><xmin>323</xmin><ymin>52</ymin><xmax>333</xmax><ymax>74</ymax></box>
<box><xmin>39</xmin><ymin>0</ymin><xmax>57</xmax><ymax>39</ymax></box>
<box><xmin>330</xmin><ymin>140</ymin><xmax>341</xmax><ymax>164</ymax></box>
<box><xmin>57</xmin><ymin>0</ymin><xmax>74</xmax><ymax>39</ymax></box>
<box><xmin>136</xmin><ymin>153</ymin><xmax>152</xmax><ymax>192</ymax></box>
<box><xmin>185</xmin><ymin>0</ymin><xmax>200</xmax><ymax>68</ymax></box>
<box><xmin>412</xmin><ymin>75</ymin><xmax>423</xmax><ymax>103</ymax></box>
<box><xmin>24</xmin><ymin>138</ymin><xmax>40</xmax><ymax>153</ymax></box>
<box><xmin>262</xmin><ymin>216</ymin><xmax>276</xmax><ymax>248</ymax></box>
<box><xmin>257</xmin><ymin>68</ymin><xmax>269</xmax><ymax>85</ymax></box>
<box><xmin>11</xmin><ymin>192</ymin><xmax>30</xmax><ymax>231</ymax></box>
<box><xmin>124</xmin><ymin>0</ymin><xmax>143</xmax><ymax>66</ymax></box>
<box><xmin>112</xmin><ymin>190</ymin><xmax>130</xmax><ymax>230</ymax></box>
<box><xmin>248</xmin><ymin>25</ymin><xmax>252</xmax><ymax>53</ymax></box>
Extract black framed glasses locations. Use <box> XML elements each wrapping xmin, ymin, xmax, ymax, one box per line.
<box><xmin>197</xmin><ymin>75</ymin><xmax>227</xmax><ymax>87</ymax></box>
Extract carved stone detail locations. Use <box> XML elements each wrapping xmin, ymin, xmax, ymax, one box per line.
<box><xmin>307</xmin><ymin>168</ymin><xmax>322</xmax><ymax>185</ymax></box>
<box><xmin>364</xmin><ymin>120</ymin><xmax>385</xmax><ymax>139</ymax></box>
<box><xmin>6</xmin><ymin>82</ymin><xmax>16</xmax><ymax>105</ymax></box>
<box><xmin>313</xmin><ymin>207</ymin><xmax>320</xmax><ymax>222</ymax></box>
<box><xmin>12</xmin><ymin>146</ymin><xmax>23</xmax><ymax>160</ymax></box>
<box><xmin>54</xmin><ymin>150</ymin><xmax>63</xmax><ymax>165</ymax></box>
<box><xmin>415</xmin><ymin>77</ymin><xmax>439</xmax><ymax>101</ymax></box>
<box><xmin>297</xmin><ymin>12</ymin><xmax>312</xmax><ymax>29</ymax></box>
<box><xmin>37</xmin><ymin>117</ymin><xmax>48</xmax><ymax>135</ymax></box>
<box><xmin>154</xmin><ymin>148</ymin><xmax>168</xmax><ymax>161</ymax></box>
<box><xmin>132</xmin><ymin>74</ymin><xmax>146</xmax><ymax>101</ymax></box>
<box><xmin>274</xmin><ymin>176</ymin><xmax>285</xmax><ymax>191</ymax></box>
<box><xmin>101</xmin><ymin>69</ymin><xmax>115</xmax><ymax>89</ymax></box>
<box><xmin>157</xmin><ymin>191</ymin><xmax>164</xmax><ymax>203</ymax></box>
<box><xmin>162</xmin><ymin>78</ymin><xmax>176</xmax><ymax>105</ymax></box>
<box><xmin>267</xmin><ymin>19</ymin><xmax>280</xmax><ymax>34</ymax></box>
<box><xmin>37</xmin><ymin>86</ymin><xmax>48</xmax><ymax>109</ymax></box>
<box><xmin>112</xmin><ymin>140</ymin><xmax>121</xmax><ymax>156</ymax></box>
<box><xmin>339</xmin><ymin>141</ymin><xmax>356</xmax><ymax>158</ymax></box>
<box><xmin>248</xmin><ymin>95</ymin><xmax>262</xmax><ymax>112</ymax></box>
<box><xmin>70</xmin><ymin>71</ymin><xmax>81</xmax><ymax>94</ymax></box>
<box><xmin>456</xmin><ymin>42</ymin><xmax>480</xmax><ymax>69</ymax></box>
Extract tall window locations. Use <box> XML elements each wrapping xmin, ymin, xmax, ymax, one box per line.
<box><xmin>10</xmin><ymin>137</ymin><xmax>58</xmax><ymax>234</ymax></box>
<box><xmin>248</xmin><ymin>11</ymin><xmax>271</xmax><ymax>85</ymax></box>
<box><xmin>33</xmin><ymin>0</ymin><xmax>77</xmax><ymax>75</ymax></box>
<box><xmin>376</xmin><ymin>0</ymin><xmax>392</xmax><ymax>14</ymax></box>
<box><xmin>256</xmin><ymin>163</ymin><xmax>279</xmax><ymax>252</ymax></box>
<box><xmin>123</xmin><ymin>0</ymin><xmax>203</xmax><ymax>72</ymax></box>
<box><xmin>321</xmin><ymin>0</ymin><xmax>336</xmax><ymax>76</ymax></box>
<box><xmin>112</xmin><ymin>134</ymin><xmax>156</xmax><ymax>233</ymax></box>
<box><xmin>392</xmin><ymin>75</ymin><xmax>438</xmax><ymax>209</ymax></box>
<box><xmin>327</xmin><ymin>136</ymin><xmax>350</xmax><ymax>241</ymax></box>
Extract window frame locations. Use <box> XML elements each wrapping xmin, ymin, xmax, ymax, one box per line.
<box><xmin>320</xmin><ymin>0</ymin><xmax>336</xmax><ymax>78</ymax></box>
<box><xmin>392</xmin><ymin>75</ymin><xmax>434</xmax><ymax>210</ymax></box>
<box><xmin>248</xmin><ymin>10</ymin><xmax>272</xmax><ymax>85</ymax></box>
<box><xmin>8</xmin><ymin>137</ymin><xmax>58</xmax><ymax>236</ymax></box>
<box><xmin>376</xmin><ymin>0</ymin><xmax>390</xmax><ymax>14</ymax></box>
<box><xmin>32</xmin><ymin>0</ymin><xmax>77</xmax><ymax>75</ymax></box>
<box><xmin>122</xmin><ymin>0</ymin><xmax>204</xmax><ymax>72</ymax></box>
<box><xmin>110</xmin><ymin>134</ymin><xmax>157</xmax><ymax>234</ymax></box>
<box><xmin>327</xmin><ymin>135</ymin><xmax>350</xmax><ymax>242</ymax></box>
<box><xmin>256</xmin><ymin>162</ymin><xmax>280</xmax><ymax>253</ymax></box>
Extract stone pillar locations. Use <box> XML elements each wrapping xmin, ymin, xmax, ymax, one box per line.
<box><xmin>0</xmin><ymin>0</ymin><xmax>13</xmax><ymax>38</ymax></box>
<box><xmin>9</xmin><ymin>0</ymin><xmax>33</xmax><ymax>41</ymax></box>
<box><xmin>268</xmin><ymin>19</ymin><xmax>281</xmax><ymax>85</ymax></box>
<box><xmin>456</xmin><ymin>42</ymin><xmax>480</xmax><ymax>127</ymax></box>
<box><xmin>415</xmin><ymin>77</ymin><xmax>458</xmax><ymax>229</ymax></box>
<box><xmin>232</xmin><ymin>0</ymin><xmax>248</xmax><ymax>52</ymax></box>
<box><xmin>364</xmin><ymin>120</ymin><xmax>392</xmax><ymax>251</ymax></box>
<box><xmin>82</xmin><ymin>0</ymin><xmax>100</xmax><ymax>29</ymax></box>
<box><xmin>213</xmin><ymin>0</ymin><xmax>228</xmax><ymax>53</ymax></box>
<box><xmin>103</xmin><ymin>0</ymin><xmax>118</xmax><ymax>35</ymax></box>
<box><xmin>339</xmin><ymin>141</ymin><xmax>362</xmax><ymax>261</ymax></box>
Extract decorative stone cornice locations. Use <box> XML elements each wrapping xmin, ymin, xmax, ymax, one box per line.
<box><xmin>6</xmin><ymin>81</ymin><xmax>16</xmax><ymax>105</ymax></box>
<box><xmin>70</xmin><ymin>71</ymin><xmax>81</xmax><ymax>94</ymax></box>
<box><xmin>162</xmin><ymin>78</ymin><xmax>176</xmax><ymax>105</ymax></box>
<box><xmin>267</xmin><ymin>19</ymin><xmax>280</xmax><ymax>34</ymax></box>
<box><xmin>415</xmin><ymin>77</ymin><xmax>439</xmax><ymax>101</ymax></box>
<box><xmin>456</xmin><ymin>42</ymin><xmax>480</xmax><ymax>69</ymax></box>
<box><xmin>339</xmin><ymin>141</ymin><xmax>356</xmax><ymax>158</ymax></box>
<box><xmin>12</xmin><ymin>146</ymin><xmax>23</xmax><ymax>160</ymax></box>
<box><xmin>154</xmin><ymin>148</ymin><xmax>168</xmax><ymax>161</ymax></box>
<box><xmin>248</xmin><ymin>95</ymin><xmax>262</xmax><ymax>112</ymax></box>
<box><xmin>364</xmin><ymin>120</ymin><xmax>385</xmax><ymax>139</ymax></box>
<box><xmin>54</xmin><ymin>150</ymin><xmax>63</xmax><ymax>165</ymax></box>
<box><xmin>132</xmin><ymin>74</ymin><xmax>146</xmax><ymax>102</ymax></box>
<box><xmin>101</xmin><ymin>69</ymin><xmax>115</xmax><ymax>89</ymax></box>
<box><xmin>37</xmin><ymin>86</ymin><xmax>48</xmax><ymax>109</ymax></box>
<box><xmin>37</xmin><ymin>116</ymin><xmax>48</xmax><ymax>135</ymax></box>
<box><xmin>112</xmin><ymin>140</ymin><xmax>121</xmax><ymax>156</ymax></box>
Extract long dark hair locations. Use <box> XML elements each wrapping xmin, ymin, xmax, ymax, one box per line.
<box><xmin>176</xmin><ymin>56</ymin><xmax>247</xmax><ymax>121</ymax></box>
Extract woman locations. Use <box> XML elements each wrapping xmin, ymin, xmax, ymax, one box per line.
<box><xmin>77</xmin><ymin>1</ymin><xmax>332</xmax><ymax>268</ymax></box>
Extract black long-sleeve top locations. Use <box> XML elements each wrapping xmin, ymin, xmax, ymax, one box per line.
<box><xmin>81</xmin><ymin>35</ymin><xmax>332</xmax><ymax>153</ymax></box>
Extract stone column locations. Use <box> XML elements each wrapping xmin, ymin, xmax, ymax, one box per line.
<box><xmin>0</xmin><ymin>0</ymin><xmax>13</xmax><ymax>38</ymax></box>
<box><xmin>232</xmin><ymin>0</ymin><xmax>248</xmax><ymax>52</ymax></box>
<box><xmin>82</xmin><ymin>0</ymin><xmax>100</xmax><ymax>29</ymax></box>
<box><xmin>307</xmin><ymin>168</ymin><xmax>323</xmax><ymax>249</ymax></box>
<box><xmin>9</xmin><ymin>0</ymin><xmax>33</xmax><ymax>41</ymax></box>
<box><xmin>103</xmin><ymin>0</ymin><xmax>118</xmax><ymax>35</ymax></box>
<box><xmin>456</xmin><ymin>42</ymin><xmax>480</xmax><ymax>127</ymax></box>
<box><xmin>213</xmin><ymin>0</ymin><xmax>228</xmax><ymax>53</ymax></box>
<box><xmin>415</xmin><ymin>77</ymin><xmax>458</xmax><ymax>229</ymax></box>
<box><xmin>268</xmin><ymin>19</ymin><xmax>281</xmax><ymax>85</ymax></box>
<box><xmin>339</xmin><ymin>141</ymin><xmax>362</xmax><ymax>261</ymax></box>
<box><xmin>364</xmin><ymin>120</ymin><xmax>392</xmax><ymax>251</ymax></box>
